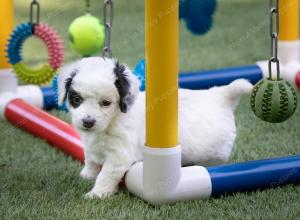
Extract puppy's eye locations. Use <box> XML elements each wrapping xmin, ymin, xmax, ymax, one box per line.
<box><xmin>68</xmin><ymin>91</ymin><xmax>83</xmax><ymax>108</ymax></box>
<box><xmin>99</xmin><ymin>100</ymin><xmax>112</xmax><ymax>107</ymax></box>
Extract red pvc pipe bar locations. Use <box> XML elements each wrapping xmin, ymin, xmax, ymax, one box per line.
<box><xmin>4</xmin><ymin>99</ymin><xmax>84</xmax><ymax>162</ymax></box>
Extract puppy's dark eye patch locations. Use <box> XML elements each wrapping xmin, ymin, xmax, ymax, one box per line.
<box><xmin>68</xmin><ymin>89</ymin><xmax>83</xmax><ymax>108</ymax></box>
<box><xmin>99</xmin><ymin>100</ymin><xmax>112</xmax><ymax>107</ymax></box>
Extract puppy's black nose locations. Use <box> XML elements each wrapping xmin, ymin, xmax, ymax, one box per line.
<box><xmin>82</xmin><ymin>117</ymin><xmax>96</xmax><ymax>129</ymax></box>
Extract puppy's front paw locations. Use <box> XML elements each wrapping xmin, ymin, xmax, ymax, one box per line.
<box><xmin>80</xmin><ymin>167</ymin><xmax>99</xmax><ymax>180</ymax></box>
<box><xmin>84</xmin><ymin>191</ymin><xmax>98</xmax><ymax>199</ymax></box>
<box><xmin>84</xmin><ymin>187</ymin><xmax>116</xmax><ymax>199</ymax></box>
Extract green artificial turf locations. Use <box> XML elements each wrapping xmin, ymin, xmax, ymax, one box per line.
<box><xmin>1</xmin><ymin>0</ymin><xmax>300</xmax><ymax>219</ymax></box>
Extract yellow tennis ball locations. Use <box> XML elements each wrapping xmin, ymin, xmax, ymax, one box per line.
<box><xmin>68</xmin><ymin>14</ymin><xmax>105</xmax><ymax>57</ymax></box>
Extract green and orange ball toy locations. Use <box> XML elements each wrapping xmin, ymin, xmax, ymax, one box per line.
<box><xmin>68</xmin><ymin>14</ymin><xmax>105</xmax><ymax>57</ymax></box>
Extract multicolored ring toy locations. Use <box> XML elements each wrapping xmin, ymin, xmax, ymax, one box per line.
<box><xmin>7</xmin><ymin>22</ymin><xmax>64</xmax><ymax>85</ymax></box>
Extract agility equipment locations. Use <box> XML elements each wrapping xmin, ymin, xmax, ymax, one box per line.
<box><xmin>134</xmin><ymin>60</ymin><xmax>263</xmax><ymax>91</ymax></box>
<box><xmin>134</xmin><ymin>0</ymin><xmax>300</xmax><ymax>92</ymax></box>
<box><xmin>0</xmin><ymin>85</ymin><xmax>56</xmax><ymax>110</ymax></box>
<box><xmin>179</xmin><ymin>0</ymin><xmax>217</xmax><ymax>35</ymax></box>
<box><xmin>250</xmin><ymin>0</ymin><xmax>297</xmax><ymax>123</ymax></box>
<box><xmin>124</xmin><ymin>0</ymin><xmax>300</xmax><ymax>204</ymax></box>
<box><xmin>278</xmin><ymin>0</ymin><xmax>299</xmax><ymax>63</ymax></box>
<box><xmin>6</xmin><ymin>0</ymin><xmax>64</xmax><ymax>85</ymax></box>
<box><xmin>1</xmin><ymin>98</ymin><xmax>300</xmax><ymax>204</ymax></box>
<box><xmin>296</xmin><ymin>70</ymin><xmax>300</xmax><ymax>87</ymax></box>
<box><xmin>68</xmin><ymin>0</ymin><xmax>105</xmax><ymax>57</ymax></box>
<box><xmin>2</xmin><ymin>99</ymin><xmax>84</xmax><ymax>161</ymax></box>
<box><xmin>16</xmin><ymin>85</ymin><xmax>56</xmax><ymax>110</ymax></box>
<box><xmin>125</xmin><ymin>0</ymin><xmax>190</xmax><ymax>204</ymax></box>
<box><xmin>207</xmin><ymin>156</ymin><xmax>300</xmax><ymax>196</ymax></box>
<box><xmin>134</xmin><ymin>60</ymin><xmax>300</xmax><ymax>92</ymax></box>
<box><xmin>1</xmin><ymin>0</ymin><xmax>300</xmax><ymax>206</ymax></box>
<box><xmin>180</xmin><ymin>65</ymin><xmax>262</xmax><ymax>89</ymax></box>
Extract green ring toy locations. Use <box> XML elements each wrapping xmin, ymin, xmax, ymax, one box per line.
<box><xmin>13</xmin><ymin>62</ymin><xmax>57</xmax><ymax>85</ymax></box>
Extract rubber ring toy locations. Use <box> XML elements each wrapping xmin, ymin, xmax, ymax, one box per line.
<box><xmin>7</xmin><ymin>22</ymin><xmax>64</xmax><ymax>85</ymax></box>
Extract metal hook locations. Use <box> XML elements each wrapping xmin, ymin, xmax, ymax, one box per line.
<box><xmin>30</xmin><ymin>0</ymin><xmax>40</xmax><ymax>25</ymax></box>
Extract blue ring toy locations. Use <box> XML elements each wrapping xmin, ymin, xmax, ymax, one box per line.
<box><xmin>7</xmin><ymin>23</ymin><xmax>33</xmax><ymax>65</ymax></box>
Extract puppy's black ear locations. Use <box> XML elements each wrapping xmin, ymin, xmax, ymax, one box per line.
<box><xmin>57</xmin><ymin>63</ymin><xmax>78</xmax><ymax>105</ymax></box>
<box><xmin>62</xmin><ymin>70</ymin><xmax>77</xmax><ymax>103</ymax></box>
<box><xmin>114</xmin><ymin>61</ymin><xmax>136</xmax><ymax>113</ymax></box>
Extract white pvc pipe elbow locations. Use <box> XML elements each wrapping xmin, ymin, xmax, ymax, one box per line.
<box><xmin>125</xmin><ymin>146</ymin><xmax>212</xmax><ymax>205</ymax></box>
<box><xmin>278</xmin><ymin>40</ymin><xmax>300</xmax><ymax>64</ymax></box>
<box><xmin>0</xmin><ymin>85</ymin><xmax>44</xmax><ymax>120</ymax></box>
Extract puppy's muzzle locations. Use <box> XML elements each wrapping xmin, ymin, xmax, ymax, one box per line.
<box><xmin>82</xmin><ymin>116</ymin><xmax>96</xmax><ymax>129</ymax></box>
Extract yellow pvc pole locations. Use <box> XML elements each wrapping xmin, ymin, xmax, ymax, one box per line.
<box><xmin>279</xmin><ymin>0</ymin><xmax>299</xmax><ymax>41</ymax></box>
<box><xmin>0</xmin><ymin>0</ymin><xmax>13</xmax><ymax>69</ymax></box>
<box><xmin>145</xmin><ymin>0</ymin><xmax>178</xmax><ymax>148</ymax></box>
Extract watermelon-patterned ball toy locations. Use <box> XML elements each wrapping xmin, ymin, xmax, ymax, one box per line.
<box><xmin>250</xmin><ymin>78</ymin><xmax>297</xmax><ymax>123</ymax></box>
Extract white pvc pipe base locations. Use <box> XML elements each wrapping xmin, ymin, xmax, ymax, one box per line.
<box><xmin>17</xmin><ymin>85</ymin><xmax>44</xmax><ymax>109</ymax></box>
<box><xmin>0</xmin><ymin>92</ymin><xmax>18</xmax><ymax>119</ymax></box>
<box><xmin>125</xmin><ymin>145</ymin><xmax>212</xmax><ymax>205</ymax></box>
<box><xmin>0</xmin><ymin>69</ymin><xmax>17</xmax><ymax>93</ymax></box>
<box><xmin>282</xmin><ymin>61</ymin><xmax>300</xmax><ymax>85</ymax></box>
<box><xmin>0</xmin><ymin>85</ymin><xmax>44</xmax><ymax>120</ymax></box>
<box><xmin>278</xmin><ymin>40</ymin><xmax>300</xmax><ymax>64</ymax></box>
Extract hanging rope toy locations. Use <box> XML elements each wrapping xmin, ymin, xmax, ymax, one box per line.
<box><xmin>250</xmin><ymin>0</ymin><xmax>297</xmax><ymax>123</ymax></box>
<box><xmin>68</xmin><ymin>0</ymin><xmax>105</xmax><ymax>57</ymax></box>
<box><xmin>6</xmin><ymin>0</ymin><xmax>64</xmax><ymax>85</ymax></box>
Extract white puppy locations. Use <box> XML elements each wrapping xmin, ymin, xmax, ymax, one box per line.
<box><xmin>57</xmin><ymin>57</ymin><xmax>252</xmax><ymax>199</ymax></box>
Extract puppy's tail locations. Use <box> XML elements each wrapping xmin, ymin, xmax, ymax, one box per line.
<box><xmin>222</xmin><ymin>79</ymin><xmax>253</xmax><ymax>110</ymax></box>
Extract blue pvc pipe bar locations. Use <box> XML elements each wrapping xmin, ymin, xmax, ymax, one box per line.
<box><xmin>134</xmin><ymin>60</ymin><xmax>263</xmax><ymax>91</ymax></box>
<box><xmin>41</xmin><ymin>87</ymin><xmax>56</xmax><ymax>110</ymax></box>
<box><xmin>40</xmin><ymin>65</ymin><xmax>264</xmax><ymax>110</ymax></box>
<box><xmin>179</xmin><ymin>65</ymin><xmax>263</xmax><ymax>90</ymax></box>
<box><xmin>208</xmin><ymin>155</ymin><xmax>300</xmax><ymax>197</ymax></box>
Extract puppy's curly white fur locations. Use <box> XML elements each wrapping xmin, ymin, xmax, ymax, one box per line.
<box><xmin>57</xmin><ymin>57</ymin><xmax>252</xmax><ymax>199</ymax></box>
